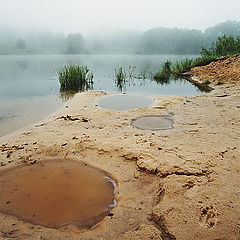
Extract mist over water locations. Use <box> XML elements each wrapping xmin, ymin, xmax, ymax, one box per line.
<box><xmin>0</xmin><ymin>54</ymin><xmax>202</xmax><ymax>137</ymax></box>
<box><xmin>0</xmin><ymin>0</ymin><xmax>240</xmax><ymax>136</ymax></box>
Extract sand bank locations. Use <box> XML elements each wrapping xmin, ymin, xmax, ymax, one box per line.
<box><xmin>0</xmin><ymin>56</ymin><xmax>240</xmax><ymax>239</ymax></box>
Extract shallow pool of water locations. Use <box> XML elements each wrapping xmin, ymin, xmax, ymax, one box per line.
<box><xmin>97</xmin><ymin>94</ymin><xmax>153</xmax><ymax>110</ymax></box>
<box><xmin>131</xmin><ymin>115</ymin><xmax>174</xmax><ymax>130</ymax></box>
<box><xmin>0</xmin><ymin>159</ymin><xmax>116</xmax><ymax>230</ymax></box>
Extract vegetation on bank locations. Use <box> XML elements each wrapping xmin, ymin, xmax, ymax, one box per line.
<box><xmin>57</xmin><ymin>65</ymin><xmax>93</xmax><ymax>91</ymax></box>
<box><xmin>153</xmin><ymin>34</ymin><xmax>240</xmax><ymax>82</ymax></box>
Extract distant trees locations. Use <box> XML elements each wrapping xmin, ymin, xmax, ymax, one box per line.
<box><xmin>15</xmin><ymin>39</ymin><xmax>26</xmax><ymax>50</ymax></box>
<box><xmin>138</xmin><ymin>27</ymin><xmax>203</xmax><ymax>54</ymax></box>
<box><xmin>65</xmin><ymin>33</ymin><xmax>84</xmax><ymax>54</ymax></box>
<box><xmin>138</xmin><ymin>21</ymin><xmax>240</xmax><ymax>55</ymax></box>
<box><xmin>0</xmin><ymin>20</ymin><xmax>240</xmax><ymax>55</ymax></box>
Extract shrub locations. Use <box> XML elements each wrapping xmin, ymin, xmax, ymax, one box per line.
<box><xmin>201</xmin><ymin>34</ymin><xmax>240</xmax><ymax>57</ymax></box>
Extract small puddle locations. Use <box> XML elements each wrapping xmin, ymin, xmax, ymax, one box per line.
<box><xmin>131</xmin><ymin>115</ymin><xmax>173</xmax><ymax>130</ymax></box>
<box><xmin>97</xmin><ymin>94</ymin><xmax>153</xmax><ymax>110</ymax></box>
<box><xmin>0</xmin><ymin>159</ymin><xmax>116</xmax><ymax>230</ymax></box>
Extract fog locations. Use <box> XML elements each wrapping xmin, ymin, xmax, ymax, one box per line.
<box><xmin>1</xmin><ymin>0</ymin><xmax>240</xmax><ymax>33</ymax></box>
<box><xmin>0</xmin><ymin>0</ymin><xmax>240</xmax><ymax>55</ymax></box>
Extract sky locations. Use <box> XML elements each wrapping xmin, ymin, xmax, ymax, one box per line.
<box><xmin>0</xmin><ymin>0</ymin><xmax>240</xmax><ymax>34</ymax></box>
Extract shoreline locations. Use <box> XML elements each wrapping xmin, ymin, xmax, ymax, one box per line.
<box><xmin>0</xmin><ymin>83</ymin><xmax>239</xmax><ymax>239</ymax></box>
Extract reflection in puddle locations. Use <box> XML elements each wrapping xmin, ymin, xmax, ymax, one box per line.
<box><xmin>0</xmin><ymin>159</ymin><xmax>116</xmax><ymax>230</ymax></box>
<box><xmin>131</xmin><ymin>115</ymin><xmax>173</xmax><ymax>130</ymax></box>
<box><xmin>97</xmin><ymin>94</ymin><xmax>153</xmax><ymax>110</ymax></box>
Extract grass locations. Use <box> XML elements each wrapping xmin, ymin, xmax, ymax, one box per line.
<box><xmin>153</xmin><ymin>34</ymin><xmax>240</xmax><ymax>82</ymax></box>
<box><xmin>153</xmin><ymin>60</ymin><xmax>171</xmax><ymax>84</ymax></box>
<box><xmin>114</xmin><ymin>65</ymin><xmax>150</xmax><ymax>91</ymax></box>
<box><xmin>57</xmin><ymin>65</ymin><xmax>93</xmax><ymax>91</ymax></box>
<box><xmin>114</xmin><ymin>66</ymin><xmax>128</xmax><ymax>91</ymax></box>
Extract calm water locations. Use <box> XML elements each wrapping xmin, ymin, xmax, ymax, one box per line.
<box><xmin>0</xmin><ymin>159</ymin><xmax>115</xmax><ymax>230</ymax></box>
<box><xmin>0</xmin><ymin>54</ymin><xmax>201</xmax><ymax>137</ymax></box>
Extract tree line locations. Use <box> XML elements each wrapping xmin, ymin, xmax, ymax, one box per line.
<box><xmin>0</xmin><ymin>21</ymin><xmax>240</xmax><ymax>55</ymax></box>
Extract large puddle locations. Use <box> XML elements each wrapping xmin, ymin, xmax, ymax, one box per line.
<box><xmin>131</xmin><ymin>115</ymin><xmax>173</xmax><ymax>130</ymax></box>
<box><xmin>0</xmin><ymin>159</ymin><xmax>116</xmax><ymax>230</ymax></box>
<box><xmin>97</xmin><ymin>94</ymin><xmax>153</xmax><ymax>110</ymax></box>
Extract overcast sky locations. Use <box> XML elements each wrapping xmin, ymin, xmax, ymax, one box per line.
<box><xmin>1</xmin><ymin>0</ymin><xmax>240</xmax><ymax>34</ymax></box>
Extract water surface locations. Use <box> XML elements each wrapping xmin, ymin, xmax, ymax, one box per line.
<box><xmin>0</xmin><ymin>54</ymin><xmax>201</xmax><ymax>136</ymax></box>
<box><xmin>0</xmin><ymin>159</ymin><xmax>116</xmax><ymax>230</ymax></box>
<box><xmin>131</xmin><ymin>115</ymin><xmax>174</xmax><ymax>130</ymax></box>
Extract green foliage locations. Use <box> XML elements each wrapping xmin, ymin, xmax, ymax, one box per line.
<box><xmin>153</xmin><ymin>34</ymin><xmax>240</xmax><ymax>83</ymax></box>
<box><xmin>171</xmin><ymin>58</ymin><xmax>193</xmax><ymax>76</ymax></box>
<box><xmin>57</xmin><ymin>65</ymin><xmax>93</xmax><ymax>91</ymax></box>
<box><xmin>201</xmin><ymin>34</ymin><xmax>240</xmax><ymax>57</ymax></box>
<box><xmin>203</xmin><ymin>79</ymin><xmax>211</xmax><ymax>85</ymax></box>
<box><xmin>153</xmin><ymin>60</ymin><xmax>172</xmax><ymax>83</ymax></box>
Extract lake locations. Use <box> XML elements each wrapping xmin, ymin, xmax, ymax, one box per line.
<box><xmin>0</xmin><ymin>54</ymin><xmax>202</xmax><ymax>137</ymax></box>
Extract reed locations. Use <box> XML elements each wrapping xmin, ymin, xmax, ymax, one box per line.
<box><xmin>153</xmin><ymin>60</ymin><xmax>172</xmax><ymax>83</ymax></box>
<box><xmin>114</xmin><ymin>66</ymin><xmax>128</xmax><ymax>91</ymax></box>
<box><xmin>57</xmin><ymin>65</ymin><xmax>93</xmax><ymax>91</ymax></box>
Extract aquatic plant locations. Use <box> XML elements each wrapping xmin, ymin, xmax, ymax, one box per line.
<box><xmin>153</xmin><ymin>60</ymin><xmax>172</xmax><ymax>84</ymax></box>
<box><xmin>127</xmin><ymin>65</ymin><xmax>137</xmax><ymax>80</ymax></box>
<box><xmin>57</xmin><ymin>65</ymin><xmax>93</xmax><ymax>91</ymax></box>
<box><xmin>137</xmin><ymin>66</ymin><xmax>150</xmax><ymax>80</ymax></box>
<box><xmin>114</xmin><ymin>66</ymin><xmax>128</xmax><ymax>91</ymax></box>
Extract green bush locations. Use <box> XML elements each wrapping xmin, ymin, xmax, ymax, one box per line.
<box><xmin>201</xmin><ymin>34</ymin><xmax>240</xmax><ymax>57</ymax></box>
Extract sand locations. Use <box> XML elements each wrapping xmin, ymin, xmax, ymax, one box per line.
<box><xmin>0</xmin><ymin>56</ymin><xmax>240</xmax><ymax>240</ymax></box>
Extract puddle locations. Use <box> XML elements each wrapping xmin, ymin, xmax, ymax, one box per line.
<box><xmin>97</xmin><ymin>94</ymin><xmax>153</xmax><ymax>110</ymax></box>
<box><xmin>131</xmin><ymin>115</ymin><xmax>173</xmax><ymax>130</ymax></box>
<box><xmin>0</xmin><ymin>159</ymin><xmax>116</xmax><ymax>230</ymax></box>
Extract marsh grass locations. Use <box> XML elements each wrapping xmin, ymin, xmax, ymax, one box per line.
<box><xmin>153</xmin><ymin>60</ymin><xmax>172</xmax><ymax>84</ymax></box>
<box><xmin>57</xmin><ymin>65</ymin><xmax>93</xmax><ymax>91</ymax></box>
<box><xmin>114</xmin><ymin>66</ymin><xmax>128</xmax><ymax>91</ymax></box>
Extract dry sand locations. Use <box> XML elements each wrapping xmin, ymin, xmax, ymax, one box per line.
<box><xmin>0</xmin><ymin>56</ymin><xmax>240</xmax><ymax>240</ymax></box>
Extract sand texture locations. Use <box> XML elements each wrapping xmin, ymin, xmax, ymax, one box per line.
<box><xmin>0</xmin><ymin>56</ymin><xmax>240</xmax><ymax>239</ymax></box>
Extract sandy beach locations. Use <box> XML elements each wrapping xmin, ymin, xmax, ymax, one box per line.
<box><xmin>0</xmin><ymin>56</ymin><xmax>240</xmax><ymax>240</ymax></box>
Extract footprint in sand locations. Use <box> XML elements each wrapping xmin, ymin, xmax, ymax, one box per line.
<box><xmin>199</xmin><ymin>205</ymin><xmax>218</xmax><ymax>228</ymax></box>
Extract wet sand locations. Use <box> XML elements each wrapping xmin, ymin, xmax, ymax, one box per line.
<box><xmin>0</xmin><ymin>57</ymin><xmax>240</xmax><ymax>239</ymax></box>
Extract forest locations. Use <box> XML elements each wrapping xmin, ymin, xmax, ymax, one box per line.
<box><xmin>0</xmin><ymin>20</ymin><xmax>240</xmax><ymax>55</ymax></box>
